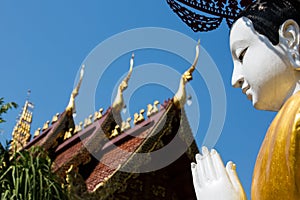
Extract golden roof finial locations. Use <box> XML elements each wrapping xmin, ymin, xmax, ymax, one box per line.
<box><xmin>51</xmin><ymin>113</ymin><xmax>60</xmax><ymax>124</ymax></box>
<box><xmin>74</xmin><ymin>122</ymin><xmax>83</xmax><ymax>134</ymax></box>
<box><xmin>174</xmin><ymin>40</ymin><xmax>200</xmax><ymax>108</ymax></box>
<box><xmin>121</xmin><ymin>117</ymin><xmax>131</xmax><ymax>132</ymax></box>
<box><xmin>66</xmin><ymin>65</ymin><xmax>85</xmax><ymax>114</ymax></box>
<box><xmin>110</xmin><ymin>124</ymin><xmax>121</xmax><ymax>139</ymax></box>
<box><xmin>64</xmin><ymin>128</ymin><xmax>73</xmax><ymax>140</ymax></box>
<box><xmin>42</xmin><ymin>120</ymin><xmax>50</xmax><ymax>131</ymax></box>
<box><xmin>147</xmin><ymin>104</ymin><xmax>153</xmax><ymax>118</ymax></box>
<box><xmin>33</xmin><ymin>127</ymin><xmax>41</xmax><ymax>138</ymax></box>
<box><xmin>134</xmin><ymin>109</ymin><xmax>145</xmax><ymax>125</ymax></box>
<box><xmin>94</xmin><ymin>108</ymin><xmax>104</xmax><ymax>121</ymax></box>
<box><xmin>83</xmin><ymin>115</ymin><xmax>92</xmax><ymax>128</ymax></box>
<box><xmin>112</xmin><ymin>53</ymin><xmax>134</xmax><ymax>112</ymax></box>
<box><xmin>147</xmin><ymin>100</ymin><xmax>160</xmax><ymax>118</ymax></box>
<box><xmin>133</xmin><ymin>113</ymin><xmax>139</xmax><ymax>125</ymax></box>
<box><xmin>153</xmin><ymin>100</ymin><xmax>160</xmax><ymax>113</ymax></box>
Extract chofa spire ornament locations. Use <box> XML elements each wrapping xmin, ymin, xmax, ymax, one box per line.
<box><xmin>174</xmin><ymin>40</ymin><xmax>200</xmax><ymax>108</ymax></box>
<box><xmin>112</xmin><ymin>53</ymin><xmax>134</xmax><ymax>112</ymax></box>
<box><xmin>66</xmin><ymin>64</ymin><xmax>85</xmax><ymax>114</ymax></box>
<box><xmin>166</xmin><ymin>0</ymin><xmax>256</xmax><ymax>32</ymax></box>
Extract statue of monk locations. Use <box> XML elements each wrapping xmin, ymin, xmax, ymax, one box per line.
<box><xmin>192</xmin><ymin>1</ymin><xmax>300</xmax><ymax>199</ymax></box>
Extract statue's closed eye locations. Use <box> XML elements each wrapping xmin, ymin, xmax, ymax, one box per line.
<box><xmin>238</xmin><ymin>47</ymin><xmax>248</xmax><ymax>63</ymax></box>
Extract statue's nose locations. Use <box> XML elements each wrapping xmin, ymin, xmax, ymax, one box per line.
<box><xmin>232</xmin><ymin>76</ymin><xmax>244</xmax><ymax>88</ymax></box>
<box><xmin>231</xmin><ymin>66</ymin><xmax>244</xmax><ymax>88</ymax></box>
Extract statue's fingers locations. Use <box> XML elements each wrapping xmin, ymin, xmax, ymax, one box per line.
<box><xmin>202</xmin><ymin>146</ymin><xmax>217</xmax><ymax>181</ymax></box>
<box><xmin>211</xmin><ymin>149</ymin><xmax>227</xmax><ymax>179</ymax></box>
<box><xmin>191</xmin><ymin>162</ymin><xmax>202</xmax><ymax>189</ymax></box>
<box><xmin>195</xmin><ymin>153</ymin><xmax>205</xmax><ymax>186</ymax></box>
<box><xmin>226</xmin><ymin>161</ymin><xmax>245</xmax><ymax>198</ymax></box>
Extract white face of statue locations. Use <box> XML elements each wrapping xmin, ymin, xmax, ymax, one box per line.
<box><xmin>230</xmin><ymin>17</ymin><xmax>299</xmax><ymax>111</ymax></box>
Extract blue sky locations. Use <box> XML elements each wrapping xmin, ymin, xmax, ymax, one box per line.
<box><xmin>0</xmin><ymin>0</ymin><xmax>276</xmax><ymax>197</ymax></box>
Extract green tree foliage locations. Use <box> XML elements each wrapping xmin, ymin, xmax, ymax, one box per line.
<box><xmin>0</xmin><ymin>145</ymin><xmax>69</xmax><ymax>200</ymax></box>
<box><xmin>0</xmin><ymin>98</ymin><xmax>18</xmax><ymax>124</ymax></box>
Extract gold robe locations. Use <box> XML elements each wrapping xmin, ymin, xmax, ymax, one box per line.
<box><xmin>252</xmin><ymin>92</ymin><xmax>300</xmax><ymax>199</ymax></box>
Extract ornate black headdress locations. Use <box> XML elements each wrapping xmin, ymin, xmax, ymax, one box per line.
<box><xmin>166</xmin><ymin>0</ymin><xmax>256</xmax><ymax>32</ymax></box>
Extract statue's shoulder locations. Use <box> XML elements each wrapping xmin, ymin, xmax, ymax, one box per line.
<box><xmin>274</xmin><ymin>91</ymin><xmax>300</xmax><ymax>122</ymax></box>
<box><xmin>252</xmin><ymin>91</ymin><xmax>300</xmax><ymax>199</ymax></box>
<box><xmin>283</xmin><ymin>91</ymin><xmax>300</xmax><ymax>109</ymax></box>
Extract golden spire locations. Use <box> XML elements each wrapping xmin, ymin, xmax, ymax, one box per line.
<box><xmin>174</xmin><ymin>40</ymin><xmax>200</xmax><ymax>108</ymax></box>
<box><xmin>66</xmin><ymin>65</ymin><xmax>85</xmax><ymax>114</ymax></box>
<box><xmin>11</xmin><ymin>90</ymin><xmax>34</xmax><ymax>152</ymax></box>
<box><xmin>112</xmin><ymin>53</ymin><xmax>134</xmax><ymax>112</ymax></box>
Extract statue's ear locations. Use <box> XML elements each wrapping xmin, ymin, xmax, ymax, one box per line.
<box><xmin>279</xmin><ymin>19</ymin><xmax>300</xmax><ymax>69</ymax></box>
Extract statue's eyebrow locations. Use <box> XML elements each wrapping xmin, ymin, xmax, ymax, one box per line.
<box><xmin>230</xmin><ymin>40</ymin><xmax>249</xmax><ymax>60</ymax></box>
<box><xmin>231</xmin><ymin>40</ymin><xmax>247</xmax><ymax>50</ymax></box>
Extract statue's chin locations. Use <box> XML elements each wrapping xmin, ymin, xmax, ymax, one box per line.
<box><xmin>253</xmin><ymin>101</ymin><xmax>280</xmax><ymax>112</ymax></box>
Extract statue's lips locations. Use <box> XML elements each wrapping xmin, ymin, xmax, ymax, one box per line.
<box><xmin>242</xmin><ymin>85</ymin><xmax>250</xmax><ymax>94</ymax></box>
<box><xmin>247</xmin><ymin>93</ymin><xmax>253</xmax><ymax>101</ymax></box>
<box><xmin>242</xmin><ymin>85</ymin><xmax>252</xmax><ymax>100</ymax></box>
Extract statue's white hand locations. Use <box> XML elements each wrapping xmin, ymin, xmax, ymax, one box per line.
<box><xmin>191</xmin><ymin>147</ymin><xmax>247</xmax><ymax>200</ymax></box>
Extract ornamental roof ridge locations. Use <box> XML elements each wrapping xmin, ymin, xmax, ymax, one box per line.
<box><xmin>166</xmin><ymin>0</ymin><xmax>256</xmax><ymax>31</ymax></box>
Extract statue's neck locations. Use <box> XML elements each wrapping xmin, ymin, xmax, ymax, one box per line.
<box><xmin>292</xmin><ymin>79</ymin><xmax>300</xmax><ymax>95</ymax></box>
<box><xmin>283</xmin><ymin>75</ymin><xmax>300</xmax><ymax>106</ymax></box>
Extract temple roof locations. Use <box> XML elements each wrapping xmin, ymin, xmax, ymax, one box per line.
<box><xmin>17</xmin><ymin>45</ymin><xmax>200</xmax><ymax>199</ymax></box>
